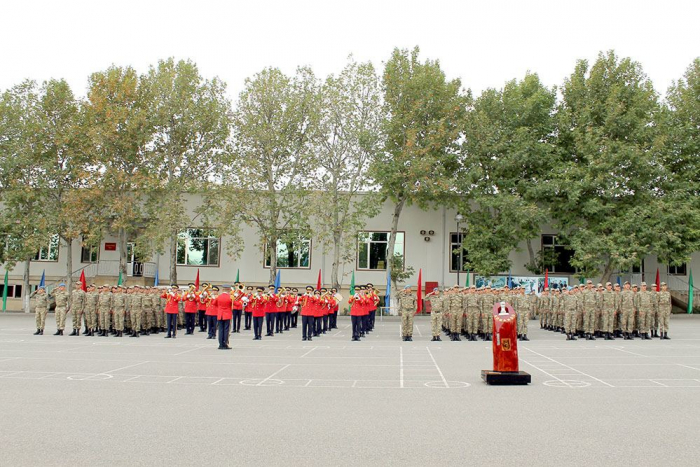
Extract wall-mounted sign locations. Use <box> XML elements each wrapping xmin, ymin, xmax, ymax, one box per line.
<box><xmin>104</xmin><ymin>243</ymin><xmax>117</xmax><ymax>251</ymax></box>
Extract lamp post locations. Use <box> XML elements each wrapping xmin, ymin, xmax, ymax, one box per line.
<box><xmin>455</xmin><ymin>213</ymin><xmax>464</xmax><ymax>286</ymax></box>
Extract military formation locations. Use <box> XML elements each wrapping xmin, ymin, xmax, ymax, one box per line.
<box><xmin>421</xmin><ymin>285</ymin><xmax>536</xmax><ymax>342</ymax></box>
<box><xmin>537</xmin><ymin>280</ymin><xmax>673</xmax><ymax>340</ymax></box>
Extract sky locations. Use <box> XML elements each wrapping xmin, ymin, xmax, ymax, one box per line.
<box><xmin>1</xmin><ymin>0</ymin><xmax>698</xmax><ymax>100</ymax></box>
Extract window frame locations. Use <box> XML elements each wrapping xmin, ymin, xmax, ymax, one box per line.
<box><xmin>263</xmin><ymin>237</ymin><xmax>313</xmax><ymax>270</ymax></box>
<box><xmin>668</xmin><ymin>263</ymin><xmax>687</xmax><ymax>276</ymax></box>
<box><xmin>80</xmin><ymin>239</ymin><xmax>99</xmax><ymax>264</ymax></box>
<box><xmin>34</xmin><ymin>234</ymin><xmax>60</xmax><ymax>262</ymax></box>
<box><xmin>175</xmin><ymin>228</ymin><xmax>221</xmax><ymax>268</ymax></box>
<box><xmin>541</xmin><ymin>234</ymin><xmax>576</xmax><ymax>274</ymax></box>
<box><xmin>356</xmin><ymin>230</ymin><xmax>406</xmax><ymax>271</ymax></box>
<box><xmin>449</xmin><ymin>232</ymin><xmax>469</xmax><ymax>273</ymax></box>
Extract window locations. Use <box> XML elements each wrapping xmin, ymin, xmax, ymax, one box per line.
<box><xmin>668</xmin><ymin>263</ymin><xmax>687</xmax><ymax>275</ymax></box>
<box><xmin>176</xmin><ymin>229</ymin><xmax>220</xmax><ymax>266</ymax></box>
<box><xmin>81</xmin><ymin>241</ymin><xmax>98</xmax><ymax>263</ymax></box>
<box><xmin>0</xmin><ymin>284</ymin><xmax>22</xmax><ymax>298</ymax></box>
<box><xmin>449</xmin><ymin>232</ymin><xmax>469</xmax><ymax>272</ymax></box>
<box><xmin>35</xmin><ymin>235</ymin><xmax>59</xmax><ymax>261</ymax></box>
<box><xmin>541</xmin><ymin>234</ymin><xmax>575</xmax><ymax>274</ymax></box>
<box><xmin>357</xmin><ymin>231</ymin><xmax>405</xmax><ymax>270</ymax></box>
<box><xmin>264</xmin><ymin>237</ymin><xmax>311</xmax><ymax>269</ymax></box>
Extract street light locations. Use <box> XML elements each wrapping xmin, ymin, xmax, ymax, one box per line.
<box><xmin>455</xmin><ymin>214</ymin><xmax>464</xmax><ymax>286</ymax></box>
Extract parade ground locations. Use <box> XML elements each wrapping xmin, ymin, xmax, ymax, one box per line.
<box><xmin>1</xmin><ymin>313</ymin><xmax>699</xmax><ymax>466</ymax></box>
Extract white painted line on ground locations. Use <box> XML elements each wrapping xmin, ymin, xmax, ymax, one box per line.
<box><xmin>173</xmin><ymin>346</ymin><xmax>206</xmax><ymax>356</ymax></box>
<box><xmin>677</xmin><ymin>364</ymin><xmax>700</xmax><ymax>372</ymax></box>
<box><xmin>524</xmin><ymin>348</ymin><xmax>615</xmax><ymax>387</ymax></box>
<box><xmin>425</xmin><ymin>347</ymin><xmax>447</xmax><ymax>388</ymax></box>
<box><xmin>415</xmin><ymin>325</ymin><xmax>423</xmax><ymax>337</ymax></box>
<box><xmin>256</xmin><ymin>364</ymin><xmax>291</xmax><ymax>386</ymax></box>
<box><xmin>299</xmin><ymin>347</ymin><xmax>317</xmax><ymax>358</ymax></box>
<box><xmin>102</xmin><ymin>361</ymin><xmax>150</xmax><ymax>374</ymax></box>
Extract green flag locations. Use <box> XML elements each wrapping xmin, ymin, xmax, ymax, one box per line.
<box><xmin>236</xmin><ymin>269</ymin><xmax>239</xmax><ymax>283</ymax></box>
<box><xmin>466</xmin><ymin>270</ymin><xmax>470</xmax><ymax>287</ymax></box>
<box><xmin>349</xmin><ymin>270</ymin><xmax>355</xmax><ymax>296</ymax></box>
<box><xmin>117</xmin><ymin>271</ymin><xmax>123</xmax><ymax>286</ymax></box>
<box><xmin>688</xmin><ymin>269</ymin><xmax>694</xmax><ymax>314</ymax></box>
<box><xmin>2</xmin><ymin>270</ymin><xmax>8</xmax><ymax>312</ymax></box>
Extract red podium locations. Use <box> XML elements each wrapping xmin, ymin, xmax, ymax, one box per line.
<box><xmin>481</xmin><ymin>302</ymin><xmax>531</xmax><ymax>385</ymax></box>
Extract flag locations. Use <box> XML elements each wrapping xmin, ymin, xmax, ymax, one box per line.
<box><xmin>688</xmin><ymin>269</ymin><xmax>694</xmax><ymax>314</ymax></box>
<box><xmin>349</xmin><ymin>270</ymin><xmax>355</xmax><ymax>296</ymax></box>
<box><xmin>384</xmin><ymin>269</ymin><xmax>391</xmax><ymax>308</ymax></box>
<box><xmin>154</xmin><ymin>268</ymin><xmax>159</xmax><ymax>287</ymax></box>
<box><xmin>2</xmin><ymin>270</ymin><xmax>8</xmax><ymax>312</ymax></box>
<box><xmin>580</xmin><ymin>276</ymin><xmax>585</xmax><ymax>285</ymax></box>
<box><xmin>274</xmin><ymin>270</ymin><xmax>281</xmax><ymax>294</ymax></box>
<box><xmin>655</xmin><ymin>268</ymin><xmax>660</xmax><ymax>292</ymax></box>
<box><xmin>117</xmin><ymin>271</ymin><xmax>123</xmax><ymax>286</ymax></box>
<box><xmin>617</xmin><ymin>276</ymin><xmax>621</xmax><ymax>287</ymax></box>
<box><xmin>235</xmin><ymin>269</ymin><xmax>239</xmax><ymax>283</ymax></box>
<box><xmin>507</xmin><ymin>270</ymin><xmax>513</xmax><ymax>289</ymax></box>
<box><xmin>466</xmin><ymin>270</ymin><xmax>470</xmax><ymax>288</ymax></box>
<box><xmin>195</xmin><ymin>269</ymin><xmax>200</xmax><ymax>289</ymax></box>
<box><xmin>316</xmin><ymin>269</ymin><xmax>322</xmax><ymax>290</ymax></box>
<box><xmin>79</xmin><ymin>270</ymin><xmax>87</xmax><ymax>292</ymax></box>
<box><xmin>544</xmin><ymin>269</ymin><xmax>549</xmax><ymax>289</ymax></box>
<box><xmin>39</xmin><ymin>270</ymin><xmax>46</xmax><ymax>288</ymax></box>
<box><xmin>416</xmin><ymin>269</ymin><xmax>423</xmax><ymax>314</ymax></box>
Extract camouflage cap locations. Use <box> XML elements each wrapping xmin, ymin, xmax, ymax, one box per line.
<box><xmin>641</xmin><ymin>281</ymin><xmax>647</xmax><ymax>286</ymax></box>
<box><xmin>660</xmin><ymin>282</ymin><xmax>667</xmax><ymax>286</ymax></box>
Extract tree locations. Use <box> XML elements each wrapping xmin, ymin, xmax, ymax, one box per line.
<box><xmin>83</xmin><ymin>66</ymin><xmax>154</xmax><ymax>279</ymax></box>
<box><xmin>140</xmin><ymin>58</ymin><xmax>232</xmax><ymax>284</ymax></box>
<box><xmin>549</xmin><ymin>51</ymin><xmax>664</xmax><ymax>282</ymax></box>
<box><xmin>458</xmin><ymin>73</ymin><xmax>557</xmax><ymax>275</ymax></box>
<box><xmin>204</xmin><ymin>67</ymin><xmax>320</xmax><ymax>283</ymax></box>
<box><xmin>310</xmin><ymin>58</ymin><xmax>383</xmax><ymax>289</ymax></box>
<box><xmin>372</xmin><ymin>46</ymin><xmax>466</xmax><ymax>290</ymax></box>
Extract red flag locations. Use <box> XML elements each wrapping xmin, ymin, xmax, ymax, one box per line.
<box><xmin>316</xmin><ymin>269</ymin><xmax>322</xmax><ymax>290</ymax></box>
<box><xmin>195</xmin><ymin>269</ymin><xmax>200</xmax><ymax>289</ymax></box>
<box><xmin>416</xmin><ymin>269</ymin><xmax>423</xmax><ymax>314</ymax></box>
<box><xmin>544</xmin><ymin>269</ymin><xmax>549</xmax><ymax>289</ymax></box>
<box><xmin>79</xmin><ymin>270</ymin><xmax>87</xmax><ymax>292</ymax></box>
<box><xmin>655</xmin><ymin>268</ymin><xmax>660</xmax><ymax>292</ymax></box>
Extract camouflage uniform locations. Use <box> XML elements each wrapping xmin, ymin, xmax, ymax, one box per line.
<box><xmin>131</xmin><ymin>292</ymin><xmax>143</xmax><ymax>333</ymax></box>
<box><xmin>581</xmin><ymin>287</ymin><xmax>597</xmax><ymax>337</ymax></box>
<box><xmin>464</xmin><ymin>290</ymin><xmax>480</xmax><ymax>338</ymax></box>
<box><xmin>84</xmin><ymin>290</ymin><xmax>98</xmax><ymax>332</ymax></box>
<box><xmin>425</xmin><ymin>293</ymin><xmax>442</xmax><ymax>339</ymax></box>
<box><xmin>398</xmin><ymin>291</ymin><xmax>417</xmax><ymax>339</ymax></box>
<box><xmin>620</xmin><ymin>288</ymin><xmax>636</xmax><ymax>336</ymax></box>
<box><xmin>97</xmin><ymin>290</ymin><xmax>112</xmax><ymax>332</ymax></box>
<box><xmin>480</xmin><ymin>291</ymin><xmax>496</xmax><ymax>337</ymax></box>
<box><xmin>112</xmin><ymin>291</ymin><xmax>126</xmax><ymax>334</ymax></box>
<box><xmin>70</xmin><ymin>288</ymin><xmax>86</xmax><ymax>333</ymax></box>
<box><xmin>516</xmin><ymin>293</ymin><xmax>530</xmax><ymax>339</ymax></box>
<box><xmin>538</xmin><ymin>293</ymin><xmax>549</xmax><ymax>328</ymax></box>
<box><xmin>637</xmin><ymin>288</ymin><xmax>654</xmax><ymax>338</ymax></box>
<box><xmin>447</xmin><ymin>292</ymin><xmax>463</xmax><ymax>338</ymax></box>
<box><xmin>563</xmin><ymin>293</ymin><xmax>578</xmax><ymax>337</ymax></box>
<box><xmin>33</xmin><ymin>290</ymin><xmax>49</xmax><ymax>332</ymax></box>
<box><xmin>142</xmin><ymin>292</ymin><xmax>154</xmax><ymax>332</ymax></box>
<box><xmin>657</xmin><ymin>288</ymin><xmax>672</xmax><ymax>338</ymax></box>
<box><xmin>601</xmin><ymin>288</ymin><xmax>616</xmax><ymax>337</ymax></box>
<box><xmin>53</xmin><ymin>288</ymin><xmax>69</xmax><ymax>332</ymax></box>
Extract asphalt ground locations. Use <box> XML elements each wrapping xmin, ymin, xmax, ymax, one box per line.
<box><xmin>1</xmin><ymin>313</ymin><xmax>700</xmax><ymax>467</ymax></box>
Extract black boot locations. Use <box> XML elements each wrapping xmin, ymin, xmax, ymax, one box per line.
<box><xmin>436</xmin><ymin>335</ymin><xmax>441</xmax><ymax>341</ymax></box>
<box><xmin>588</xmin><ymin>333</ymin><xmax>595</xmax><ymax>341</ymax></box>
<box><xmin>662</xmin><ymin>332</ymin><xmax>671</xmax><ymax>340</ymax></box>
<box><xmin>34</xmin><ymin>328</ymin><xmax>41</xmax><ymax>335</ymax></box>
<box><xmin>39</xmin><ymin>329</ymin><xmax>44</xmax><ymax>335</ymax></box>
<box><xmin>566</xmin><ymin>334</ymin><xmax>572</xmax><ymax>341</ymax></box>
<box><xmin>570</xmin><ymin>333</ymin><xmax>577</xmax><ymax>340</ymax></box>
<box><xmin>69</xmin><ymin>329</ymin><xmax>77</xmax><ymax>336</ymax></box>
<box><xmin>54</xmin><ymin>330</ymin><xmax>61</xmax><ymax>336</ymax></box>
<box><xmin>522</xmin><ymin>335</ymin><xmax>529</xmax><ymax>341</ymax></box>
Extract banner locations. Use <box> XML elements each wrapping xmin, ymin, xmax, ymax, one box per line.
<box><xmin>475</xmin><ymin>274</ymin><xmax>569</xmax><ymax>294</ymax></box>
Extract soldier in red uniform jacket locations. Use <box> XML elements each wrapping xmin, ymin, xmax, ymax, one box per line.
<box><xmin>251</xmin><ymin>287</ymin><xmax>266</xmax><ymax>340</ymax></box>
<box><xmin>213</xmin><ymin>285</ymin><xmax>233</xmax><ymax>350</ymax></box>
<box><xmin>367</xmin><ymin>283</ymin><xmax>379</xmax><ymax>332</ymax></box>
<box><xmin>231</xmin><ymin>283</ymin><xmax>245</xmax><ymax>333</ymax></box>
<box><xmin>205</xmin><ymin>286</ymin><xmax>218</xmax><ymax>339</ymax></box>
<box><xmin>300</xmin><ymin>287</ymin><xmax>316</xmax><ymax>341</ymax></box>
<box><xmin>197</xmin><ymin>283</ymin><xmax>209</xmax><ymax>333</ymax></box>
<box><xmin>348</xmin><ymin>288</ymin><xmax>367</xmax><ymax>341</ymax></box>
<box><xmin>290</xmin><ymin>288</ymin><xmax>300</xmax><ymax>328</ymax></box>
<box><xmin>243</xmin><ymin>286</ymin><xmax>254</xmax><ymax>330</ymax></box>
<box><xmin>183</xmin><ymin>283</ymin><xmax>198</xmax><ymax>335</ymax></box>
<box><xmin>161</xmin><ymin>285</ymin><xmax>182</xmax><ymax>339</ymax></box>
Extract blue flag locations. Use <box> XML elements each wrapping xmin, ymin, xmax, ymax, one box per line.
<box><xmin>617</xmin><ymin>276</ymin><xmax>621</xmax><ymax>287</ymax></box>
<box><xmin>39</xmin><ymin>270</ymin><xmax>45</xmax><ymax>288</ymax></box>
<box><xmin>274</xmin><ymin>270</ymin><xmax>281</xmax><ymax>294</ymax></box>
<box><xmin>154</xmin><ymin>269</ymin><xmax>159</xmax><ymax>287</ymax></box>
<box><xmin>384</xmin><ymin>269</ymin><xmax>391</xmax><ymax>308</ymax></box>
<box><xmin>507</xmin><ymin>270</ymin><xmax>513</xmax><ymax>289</ymax></box>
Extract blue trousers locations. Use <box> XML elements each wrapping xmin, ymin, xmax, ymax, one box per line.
<box><xmin>302</xmin><ymin>316</ymin><xmax>314</xmax><ymax>339</ymax></box>
<box><xmin>218</xmin><ymin>319</ymin><xmax>230</xmax><ymax>347</ymax></box>
<box><xmin>253</xmin><ymin>317</ymin><xmax>264</xmax><ymax>338</ymax></box>
<box><xmin>166</xmin><ymin>313</ymin><xmax>178</xmax><ymax>337</ymax></box>
<box><xmin>232</xmin><ymin>309</ymin><xmax>242</xmax><ymax>332</ymax></box>
<box><xmin>207</xmin><ymin>316</ymin><xmax>217</xmax><ymax>338</ymax></box>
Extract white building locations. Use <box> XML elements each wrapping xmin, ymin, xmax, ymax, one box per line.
<box><xmin>2</xmin><ymin>196</ymin><xmax>698</xmax><ymax>311</ymax></box>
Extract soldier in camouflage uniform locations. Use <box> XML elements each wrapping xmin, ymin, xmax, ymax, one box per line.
<box><xmin>657</xmin><ymin>282</ymin><xmax>672</xmax><ymax>340</ymax></box>
<box><xmin>563</xmin><ymin>288</ymin><xmax>578</xmax><ymax>340</ymax></box>
<box><xmin>84</xmin><ymin>285</ymin><xmax>98</xmax><ymax>336</ymax></box>
<box><xmin>539</xmin><ymin>289</ymin><xmax>549</xmax><ymax>329</ymax></box>
<box><xmin>650</xmin><ymin>284</ymin><xmax>659</xmax><ymax>337</ymax></box>
<box><xmin>595</xmin><ymin>283</ymin><xmax>604</xmax><ymax>337</ymax></box>
<box><xmin>31</xmin><ymin>286</ymin><xmax>48</xmax><ymax>335</ymax></box>
<box><xmin>600</xmin><ymin>282</ymin><xmax>616</xmax><ymax>340</ymax></box>
<box><xmin>112</xmin><ymin>286</ymin><xmax>126</xmax><ymax>337</ymax></box>
<box><xmin>425</xmin><ymin>288</ymin><xmax>443</xmax><ymax>341</ymax></box>
<box><xmin>632</xmin><ymin>284</ymin><xmax>641</xmax><ymax>337</ymax></box>
<box><xmin>159</xmin><ymin>291</ymin><xmax>168</xmax><ymax>332</ymax></box>
<box><xmin>446</xmin><ymin>287</ymin><xmax>463</xmax><ymax>341</ymax></box>
<box><xmin>613</xmin><ymin>283</ymin><xmax>623</xmax><ymax>337</ymax></box>
<box><xmin>516</xmin><ymin>288</ymin><xmax>531</xmax><ymax>341</ymax></box>
<box><xmin>97</xmin><ymin>285</ymin><xmax>113</xmax><ymax>336</ymax></box>
<box><xmin>620</xmin><ymin>282</ymin><xmax>636</xmax><ymax>340</ymax></box>
<box><xmin>130</xmin><ymin>287</ymin><xmax>143</xmax><ymax>338</ymax></box>
<box><xmin>581</xmin><ymin>280</ymin><xmax>597</xmax><ymax>340</ymax></box>
<box><xmin>480</xmin><ymin>286</ymin><xmax>496</xmax><ymax>341</ymax></box>
<box><xmin>141</xmin><ymin>287</ymin><xmax>154</xmax><ymax>336</ymax></box>
<box><xmin>69</xmin><ymin>282</ymin><xmax>86</xmax><ymax>336</ymax></box>
<box><xmin>51</xmin><ymin>284</ymin><xmax>69</xmax><ymax>336</ymax></box>
<box><xmin>398</xmin><ymin>285</ymin><xmax>417</xmax><ymax>341</ymax></box>
<box><xmin>152</xmin><ymin>287</ymin><xmax>163</xmax><ymax>333</ymax></box>
<box><xmin>464</xmin><ymin>285</ymin><xmax>480</xmax><ymax>341</ymax></box>
<box><xmin>636</xmin><ymin>282</ymin><xmax>653</xmax><ymax>340</ymax></box>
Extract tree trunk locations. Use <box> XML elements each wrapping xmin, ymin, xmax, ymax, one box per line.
<box><xmin>601</xmin><ymin>258</ymin><xmax>615</xmax><ymax>284</ymax></box>
<box><xmin>269</xmin><ymin>233</ymin><xmax>278</xmax><ymax>285</ymax></box>
<box><xmin>386</xmin><ymin>198</ymin><xmax>405</xmax><ymax>292</ymax></box>
<box><xmin>526</xmin><ymin>238</ymin><xmax>536</xmax><ymax>272</ymax></box>
<box><xmin>65</xmin><ymin>237</ymin><xmax>73</xmax><ymax>307</ymax></box>
<box><xmin>22</xmin><ymin>257</ymin><xmax>31</xmax><ymax>313</ymax></box>
<box><xmin>118</xmin><ymin>227</ymin><xmax>127</xmax><ymax>282</ymax></box>
<box><xmin>331</xmin><ymin>229</ymin><xmax>342</xmax><ymax>290</ymax></box>
<box><xmin>169</xmin><ymin>231</ymin><xmax>178</xmax><ymax>285</ymax></box>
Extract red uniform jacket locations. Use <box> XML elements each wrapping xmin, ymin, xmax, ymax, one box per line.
<box><xmin>252</xmin><ymin>295</ymin><xmax>267</xmax><ymax>318</ymax></box>
<box><xmin>162</xmin><ymin>292</ymin><xmax>181</xmax><ymax>314</ymax></box>
<box><xmin>349</xmin><ymin>295</ymin><xmax>367</xmax><ymax>317</ymax></box>
<box><xmin>231</xmin><ymin>291</ymin><xmax>245</xmax><ymax>311</ymax></box>
<box><xmin>214</xmin><ymin>293</ymin><xmax>232</xmax><ymax>321</ymax></box>
<box><xmin>184</xmin><ymin>292</ymin><xmax>198</xmax><ymax>313</ymax></box>
<box><xmin>197</xmin><ymin>291</ymin><xmax>208</xmax><ymax>311</ymax></box>
<box><xmin>301</xmin><ymin>295</ymin><xmax>315</xmax><ymax>317</ymax></box>
<box><xmin>205</xmin><ymin>295</ymin><xmax>217</xmax><ymax>316</ymax></box>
